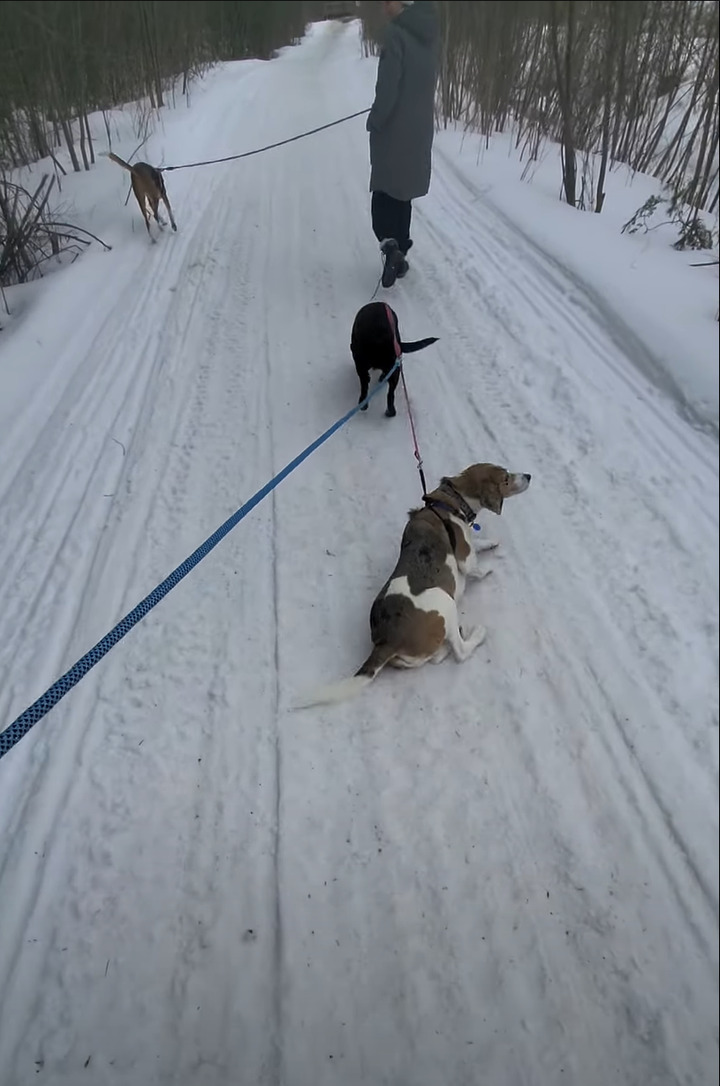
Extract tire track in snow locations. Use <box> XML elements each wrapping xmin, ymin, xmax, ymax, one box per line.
<box><xmin>439</xmin><ymin>146</ymin><xmax>718</xmax><ymax>444</ymax></box>
<box><xmin>0</xmin><ymin>172</ymin><xmax>229</xmax><ymax>724</ymax></box>
<box><xmin>254</xmin><ymin>48</ymin><xmax>434</xmax><ymax>1077</ymax></box>
<box><xmin>0</xmin><ymin>76</ymin><xmax>277</xmax><ymax>1081</ymax></box>
<box><xmin>0</xmin><ymin>65</ymin><xmax>266</xmax><ymax>730</ymax></box>
<box><xmin>264</xmin><ymin>317</ymin><xmax>285</xmax><ymax>1086</ymax></box>
<box><xmin>0</xmin><ymin>208</ymin><xmax>280</xmax><ymax>1086</ymax></box>
<box><xmin>263</xmin><ymin>119</ymin><xmax>716</xmax><ymax>1083</ymax></box>
<box><xmin>236</xmin><ymin>32</ymin><xmax>715</xmax><ymax>1079</ymax></box>
<box><xmin>416</xmin><ymin>158</ymin><xmax>717</xmax><ymax>750</ymax></box>
<box><xmin>412</xmin><ymin>157</ymin><xmax>717</xmax><ymax>907</ymax></box>
<box><xmin>0</xmin><ymin>180</ymin><xmax>247</xmax><ymax>1071</ymax></box>
<box><xmin>389</xmin><ymin>153</ymin><xmax>717</xmax><ymax>1077</ymax></box>
<box><xmin>0</xmin><ymin>41</ymin><xmax>306</xmax><ymax>1084</ymax></box>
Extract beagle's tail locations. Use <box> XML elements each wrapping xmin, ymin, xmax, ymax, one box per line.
<box><xmin>292</xmin><ymin>643</ymin><xmax>395</xmax><ymax>709</ymax></box>
<box><xmin>399</xmin><ymin>336</ymin><xmax>439</xmax><ymax>354</ymax></box>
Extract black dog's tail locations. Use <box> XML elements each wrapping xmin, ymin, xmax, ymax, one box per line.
<box><xmin>399</xmin><ymin>337</ymin><xmax>439</xmax><ymax>354</ymax></box>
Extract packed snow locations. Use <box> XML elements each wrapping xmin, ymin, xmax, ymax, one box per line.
<box><xmin>0</xmin><ymin>20</ymin><xmax>718</xmax><ymax>1086</ymax></box>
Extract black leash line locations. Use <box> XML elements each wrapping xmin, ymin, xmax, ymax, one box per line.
<box><xmin>162</xmin><ymin>108</ymin><xmax>370</xmax><ymax>172</ymax></box>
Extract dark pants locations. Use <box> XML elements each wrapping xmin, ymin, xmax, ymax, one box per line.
<box><xmin>371</xmin><ymin>191</ymin><xmax>412</xmax><ymax>254</ymax></box>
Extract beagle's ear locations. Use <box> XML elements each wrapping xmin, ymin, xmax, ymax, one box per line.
<box><xmin>481</xmin><ymin>483</ymin><xmax>504</xmax><ymax>516</ymax></box>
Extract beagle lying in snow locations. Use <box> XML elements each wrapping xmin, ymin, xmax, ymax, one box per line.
<box><xmin>351</xmin><ymin>301</ymin><xmax>438</xmax><ymax>418</ymax></box>
<box><xmin>297</xmin><ymin>463</ymin><xmax>531</xmax><ymax>707</ymax></box>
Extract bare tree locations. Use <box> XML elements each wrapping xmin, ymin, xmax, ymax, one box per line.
<box><xmin>357</xmin><ymin>1</ymin><xmax>718</xmax><ymax>222</ymax></box>
<box><xmin>0</xmin><ymin>1</ymin><xmax>322</xmax><ymax>175</ymax></box>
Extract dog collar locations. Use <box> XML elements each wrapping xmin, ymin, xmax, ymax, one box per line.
<box><xmin>423</xmin><ymin>481</ymin><xmax>481</xmax><ymax>532</ymax></box>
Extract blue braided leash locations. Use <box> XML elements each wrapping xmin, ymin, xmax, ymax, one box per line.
<box><xmin>0</xmin><ymin>360</ymin><xmax>400</xmax><ymax>762</ymax></box>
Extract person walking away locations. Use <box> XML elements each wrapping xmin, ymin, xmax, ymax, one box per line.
<box><xmin>367</xmin><ymin>1</ymin><xmax>439</xmax><ymax>289</ymax></box>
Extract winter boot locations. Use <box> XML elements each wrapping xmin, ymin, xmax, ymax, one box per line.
<box><xmin>380</xmin><ymin>238</ymin><xmax>404</xmax><ymax>289</ymax></box>
<box><xmin>395</xmin><ymin>238</ymin><xmax>413</xmax><ymax>280</ymax></box>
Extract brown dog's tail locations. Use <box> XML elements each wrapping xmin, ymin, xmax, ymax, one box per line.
<box><xmin>292</xmin><ymin>643</ymin><xmax>395</xmax><ymax>709</ymax></box>
<box><xmin>107</xmin><ymin>152</ymin><xmax>134</xmax><ymax>173</ymax></box>
<box><xmin>399</xmin><ymin>337</ymin><xmax>439</xmax><ymax>354</ymax></box>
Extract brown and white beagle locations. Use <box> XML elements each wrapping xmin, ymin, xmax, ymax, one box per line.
<box><xmin>296</xmin><ymin>463</ymin><xmax>531</xmax><ymax>707</ymax></box>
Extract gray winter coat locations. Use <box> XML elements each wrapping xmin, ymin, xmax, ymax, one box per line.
<box><xmin>367</xmin><ymin>1</ymin><xmax>439</xmax><ymax>202</ymax></box>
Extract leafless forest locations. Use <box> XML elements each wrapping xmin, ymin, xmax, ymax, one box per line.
<box><xmin>1</xmin><ymin>1</ymin><xmax>717</xmax><ymax>286</ymax></box>
<box><xmin>361</xmin><ymin>0</ymin><xmax>718</xmax><ymax>238</ymax></box>
<box><xmin>0</xmin><ymin>1</ymin><xmax>322</xmax><ymax>285</ymax></box>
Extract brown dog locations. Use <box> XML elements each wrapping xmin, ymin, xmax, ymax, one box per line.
<box><xmin>296</xmin><ymin>463</ymin><xmax>532</xmax><ymax>707</ymax></box>
<box><xmin>108</xmin><ymin>153</ymin><xmax>177</xmax><ymax>239</ymax></box>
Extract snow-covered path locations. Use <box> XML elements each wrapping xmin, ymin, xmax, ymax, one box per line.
<box><xmin>0</xmin><ymin>21</ymin><xmax>717</xmax><ymax>1086</ymax></box>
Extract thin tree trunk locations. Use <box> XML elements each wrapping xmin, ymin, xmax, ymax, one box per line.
<box><xmin>60</xmin><ymin>118</ymin><xmax>81</xmax><ymax>172</ymax></box>
<box><xmin>595</xmin><ymin>5</ymin><xmax>615</xmax><ymax>214</ymax></box>
<box><xmin>78</xmin><ymin>108</ymin><xmax>90</xmax><ymax>171</ymax></box>
<box><xmin>551</xmin><ymin>0</ymin><xmax>577</xmax><ymax>208</ymax></box>
<box><xmin>84</xmin><ymin>112</ymin><xmax>95</xmax><ymax>165</ymax></box>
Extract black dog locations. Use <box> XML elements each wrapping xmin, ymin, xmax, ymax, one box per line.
<box><xmin>350</xmin><ymin>302</ymin><xmax>438</xmax><ymax>418</ymax></box>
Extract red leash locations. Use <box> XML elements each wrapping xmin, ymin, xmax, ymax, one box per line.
<box><xmin>385</xmin><ymin>304</ymin><xmax>428</xmax><ymax>498</ymax></box>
